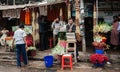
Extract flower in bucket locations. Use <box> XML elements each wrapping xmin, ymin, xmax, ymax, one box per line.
<box><xmin>52</xmin><ymin>38</ymin><xmax>65</xmax><ymax>55</ymax></box>
<box><xmin>93</xmin><ymin>22</ymin><xmax>112</xmax><ymax>33</ymax></box>
<box><xmin>59</xmin><ymin>41</ymin><xmax>66</xmax><ymax>48</ymax></box>
<box><xmin>92</xmin><ymin>34</ymin><xmax>108</xmax><ymax>50</ymax></box>
<box><xmin>26</xmin><ymin>46</ymin><xmax>36</xmax><ymax>51</ymax></box>
<box><xmin>92</xmin><ymin>42</ymin><xmax>107</xmax><ymax>49</ymax></box>
<box><xmin>90</xmin><ymin>54</ymin><xmax>108</xmax><ymax>64</ymax></box>
<box><xmin>93</xmin><ymin>34</ymin><xmax>106</xmax><ymax>43</ymax></box>
<box><xmin>52</xmin><ymin>45</ymin><xmax>65</xmax><ymax>55</ymax></box>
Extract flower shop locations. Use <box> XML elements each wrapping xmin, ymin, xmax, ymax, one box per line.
<box><xmin>88</xmin><ymin>0</ymin><xmax>120</xmax><ymax>67</ymax></box>
<box><xmin>0</xmin><ymin>0</ymin><xmax>68</xmax><ymax>55</ymax></box>
<box><xmin>0</xmin><ymin>0</ymin><xmax>119</xmax><ymax>69</ymax></box>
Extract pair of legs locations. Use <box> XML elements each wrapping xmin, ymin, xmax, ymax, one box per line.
<box><xmin>16</xmin><ymin>44</ymin><xmax>28</xmax><ymax>67</ymax></box>
<box><xmin>53</xmin><ymin>35</ymin><xmax>58</xmax><ymax>46</ymax></box>
<box><xmin>40</xmin><ymin>32</ymin><xmax>48</xmax><ymax>51</ymax></box>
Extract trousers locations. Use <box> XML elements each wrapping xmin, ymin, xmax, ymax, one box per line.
<box><xmin>16</xmin><ymin>44</ymin><xmax>28</xmax><ymax>66</ymax></box>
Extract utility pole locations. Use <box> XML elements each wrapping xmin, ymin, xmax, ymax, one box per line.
<box><xmin>75</xmin><ymin>0</ymin><xmax>86</xmax><ymax>52</ymax></box>
<box><xmin>93</xmin><ymin>0</ymin><xmax>98</xmax><ymax>37</ymax></box>
<box><xmin>68</xmin><ymin>1</ymin><xmax>71</xmax><ymax>19</ymax></box>
<box><xmin>79</xmin><ymin>0</ymin><xmax>86</xmax><ymax>52</ymax></box>
<box><xmin>75</xmin><ymin>0</ymin><xmax>81</xmax><ymax>34</ymax></box>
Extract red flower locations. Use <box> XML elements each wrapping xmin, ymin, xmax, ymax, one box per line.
<box><xmin>92</xmin><ymin>42</ymin><xmax>107</xmax><ymax>49</ymax></box>
<box><xmin>90</xmin><ymin>54</ymin><xmax>108</xmax><ymax>64</ymax></box>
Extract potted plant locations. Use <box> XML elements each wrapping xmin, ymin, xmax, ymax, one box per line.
<box><xmin>27</xmin><ymin>46</ymin><xmax>36</xmax><ymax>57</ymax></box>
<box><xmin>90</xmin><ymin>54</ymin><xmax>108</xmax><ymax>67</ymax></box>
<box><xmin>92</xmin><ymin>33</ymin><xmax>110</xmax><ymax>54</ymax></box>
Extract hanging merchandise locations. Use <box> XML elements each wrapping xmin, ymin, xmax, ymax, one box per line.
<box><xmin>25</xmin><ymin>8</ymin><xmax>31</xmax><ymax>25</ymax></box>
<box><xmin>32</xmin><ymin>10</ymin><xmax>40</xmax><ymax>46</ymax></box>
<box><xmin>39</xmin><ymin>6</ymin><xmax>47</xmax><ymax>16</ymax></box>
<box><xmin>47</xmin><ymin>5</ymin><xmax>60</xmax><ymax>21</ymax></box>
<box><xmin>20</xmin><ymin>9</ymin><xmax>25</xmax><ymax>23</ymax></box>
<box><xmin>2</xmin><ymin>9</ymin><xmax>21</xmax><ymax>18</ymax></box>
<box><xmin>35</xmin><ymin>12</ymin><xmax>40</xmax><ymax>43</ymax></box>
<box><xmin>32</xmin><ymin>10</ymin><xmax>36</xmax><ymax>46</ymax></box>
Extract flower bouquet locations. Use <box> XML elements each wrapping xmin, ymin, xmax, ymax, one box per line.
<box><xmin>93</xmin><ymin>34</ymin><xmax>109</xmax><ymax>50</ymax></box>
<box><xmin>93</xmin><ymin>22</ymin><xmax>112</xmax><ymax>33</ymax></box>
<box><xmin>52</xmin><ymin>38</ymin><xmax>66</xmax><ymax>63</ymax></box>
<box><xmin>90</xmin><ymin>54</ymin><xmax>108</xmax><ymax>67</ymax></box>
<box><xmin>92</xmin><ymin>42</ymin><xmax>106</xmax><ymax>50</ymax></box>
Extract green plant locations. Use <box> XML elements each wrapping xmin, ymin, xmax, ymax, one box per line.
<box><xmin>93</xmin><ymin>22</ymin><xmax>112</xmax><ymax>33</ymax></box>
<box><xmin>27</xmin><ymin>46</ymin><xmax>36</xmax><ymax>51</ymax></box>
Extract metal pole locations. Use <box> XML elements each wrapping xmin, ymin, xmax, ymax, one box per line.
<box><xmin>93</xmin><ymin>0</ymin><xmax>97</xmax><ymax>26</ymax></box>
<box><xmin>13</xmin><ymin>0</ymin><xmax>16</xmax><ymax>5</ymax></box>
<box><xmin>68</xmin><ymin>3</ymin><xmax>71</xmax><ymax>19</ymax></box>
<box><xmin>75</xmin><ymin>0</ymin><xmax>81</xmax><ymax>34</ymax></box>
<box><xmin>96</xmin><ymin>0</ymin><xmax>98</xmax><ymax>25</ymax></box>
<box><xmin>80</xmin><ymin>0</ymin><xmax>86</xmax><ymax>52</ymax></box>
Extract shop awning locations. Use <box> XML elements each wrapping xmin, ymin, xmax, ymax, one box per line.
<box><xmin>0</xmin><ymin>0</ymin><xmax>64</xmax><ymax>10</ymax></box>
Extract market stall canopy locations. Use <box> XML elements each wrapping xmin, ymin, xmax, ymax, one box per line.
<box><xmin>0</xmin><ymin>0</ymin><xmax>64</xmax><ymax>10</ymax></box>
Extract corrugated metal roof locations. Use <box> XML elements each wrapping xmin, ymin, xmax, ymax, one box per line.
<box><xmin>0</xmin><ymin>0</ymin><xmax>64</xmax><ymax>10</ymax></box>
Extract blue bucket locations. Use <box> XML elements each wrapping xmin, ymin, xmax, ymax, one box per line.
<box><xmin>95</xmin><ymin>49</ymin><xmax>104</xmax><ymax>54</ymax></box>
<box><xmin>44</xmin><ymin>55</ymin><xmax>54</xmax><ymax>68</ymax></box>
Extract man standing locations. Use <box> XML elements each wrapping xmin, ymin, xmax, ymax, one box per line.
<box><xmin>38</xmin><ymin>15</ymin><xmax>48</xmax><ymax>51</ymax></box>
<box><xmin>51</xmin><ymin>18</ymin><xmax>61</xmax><ymax>46</ymax></box>
<box><xmin>12</xmin><ymin>24</ymin><xmax>28</xmax><ymax>67</ymax></box>
<box><xmin>66</xmin><ymin>18</ymin><xmax>79</xmax><ymax>61</ymax></box>
<box><xmin>66</xmin><ymin>18</ymin><xmax>76</xmax><ymax>32</ymax></box>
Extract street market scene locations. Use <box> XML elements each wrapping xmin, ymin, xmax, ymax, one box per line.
<box><xmin>0</xmin><ymin>0</ymin><xmax>120</xmax><ymax>72</ymax></box>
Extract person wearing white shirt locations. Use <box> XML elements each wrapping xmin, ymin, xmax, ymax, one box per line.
<box><xmin>51</xmin><ymin>18</ymin><xmax>61</xmax><ymax>46</ymax></box>
<box><xmin>12</xmin><ymin>24</ymin><xmax>28</xmax><ymax>67</ymax></box>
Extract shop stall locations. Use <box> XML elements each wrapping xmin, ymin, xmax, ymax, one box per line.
<box><xmin>0</xmin><ymin>0</ymin><xmax>67</xmax><ymax>53</ymax></box>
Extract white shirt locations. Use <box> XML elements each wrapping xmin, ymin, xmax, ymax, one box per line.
<box><xmin>51</xmin><ymin>21</ymin><xmax>66</xmax><ymax>35</ymax></box>
<box><xmin>51</xmin><ymin>22</ymin><xmax>61</xmax><ymax>35</ymax></box>
<box><xmin>13</xmin><ymin>29</ymin><xmax>26</xmax><ymax>44</ymax></box>
<box><xmin>60</xmin><ymin>21</ymin><xmax>66</xmax><ymax>32</ymax></box>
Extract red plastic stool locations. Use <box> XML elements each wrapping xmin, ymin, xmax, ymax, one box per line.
<box><xmin>49</xmin><ymin>38</ymin><xmax>53</xmax><ymax>48</ymax></box>
<box><xmin>61</xmin><ymin>54</ymin><xmax>73</xmax><ymax>70</ymax></box>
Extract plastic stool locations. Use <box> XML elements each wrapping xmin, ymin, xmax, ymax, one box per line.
<box><xmin>61</xmin><ymin>54</ymin><xmax>73</xmax><ymax>70</ymax></box>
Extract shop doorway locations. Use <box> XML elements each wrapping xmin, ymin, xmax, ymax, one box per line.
<box><xmin>84</xmin><ymin>17</ymin><xmax>94</xmax><ymax>52</ymax></box>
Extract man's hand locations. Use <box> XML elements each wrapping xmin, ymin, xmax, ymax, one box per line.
<box><xmin>25</xmin><ymin>44</ymin><xmax>28</xmax><ymax>48</ymax></box>
<box><xmin>69</xmin><ymin>29</ymin><xmax>72</xmax><ymax>32</ymax></box>
<box><xmin>12</xmin><ymin>43</ymin><xmax>14</xmax><ymax>49</ymax></box>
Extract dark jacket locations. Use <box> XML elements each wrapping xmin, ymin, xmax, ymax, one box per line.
<box><xmin>66</xmin><ymin>24</ymin><xmax>76</xmax><ymax>32</ymax></box>
<box><xmin>38</xmin><ymin>17</ymin><xmax>47</xmax><ymax>33</ymax></box>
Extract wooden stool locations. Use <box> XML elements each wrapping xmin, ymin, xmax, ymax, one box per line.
<box><xmin>66</xmin><ymin>33</ymin><xmax>77</xmax><ymax>63</ymax></box>
<box><xmin>61</xmin><ymin>54</ymin><xmax>73</xmax><ymax>70</ymax></box>
<box><xmin>66</xmin><ymin>42</ymin><xmax>77</xmax><ymax>63</ymax></box>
